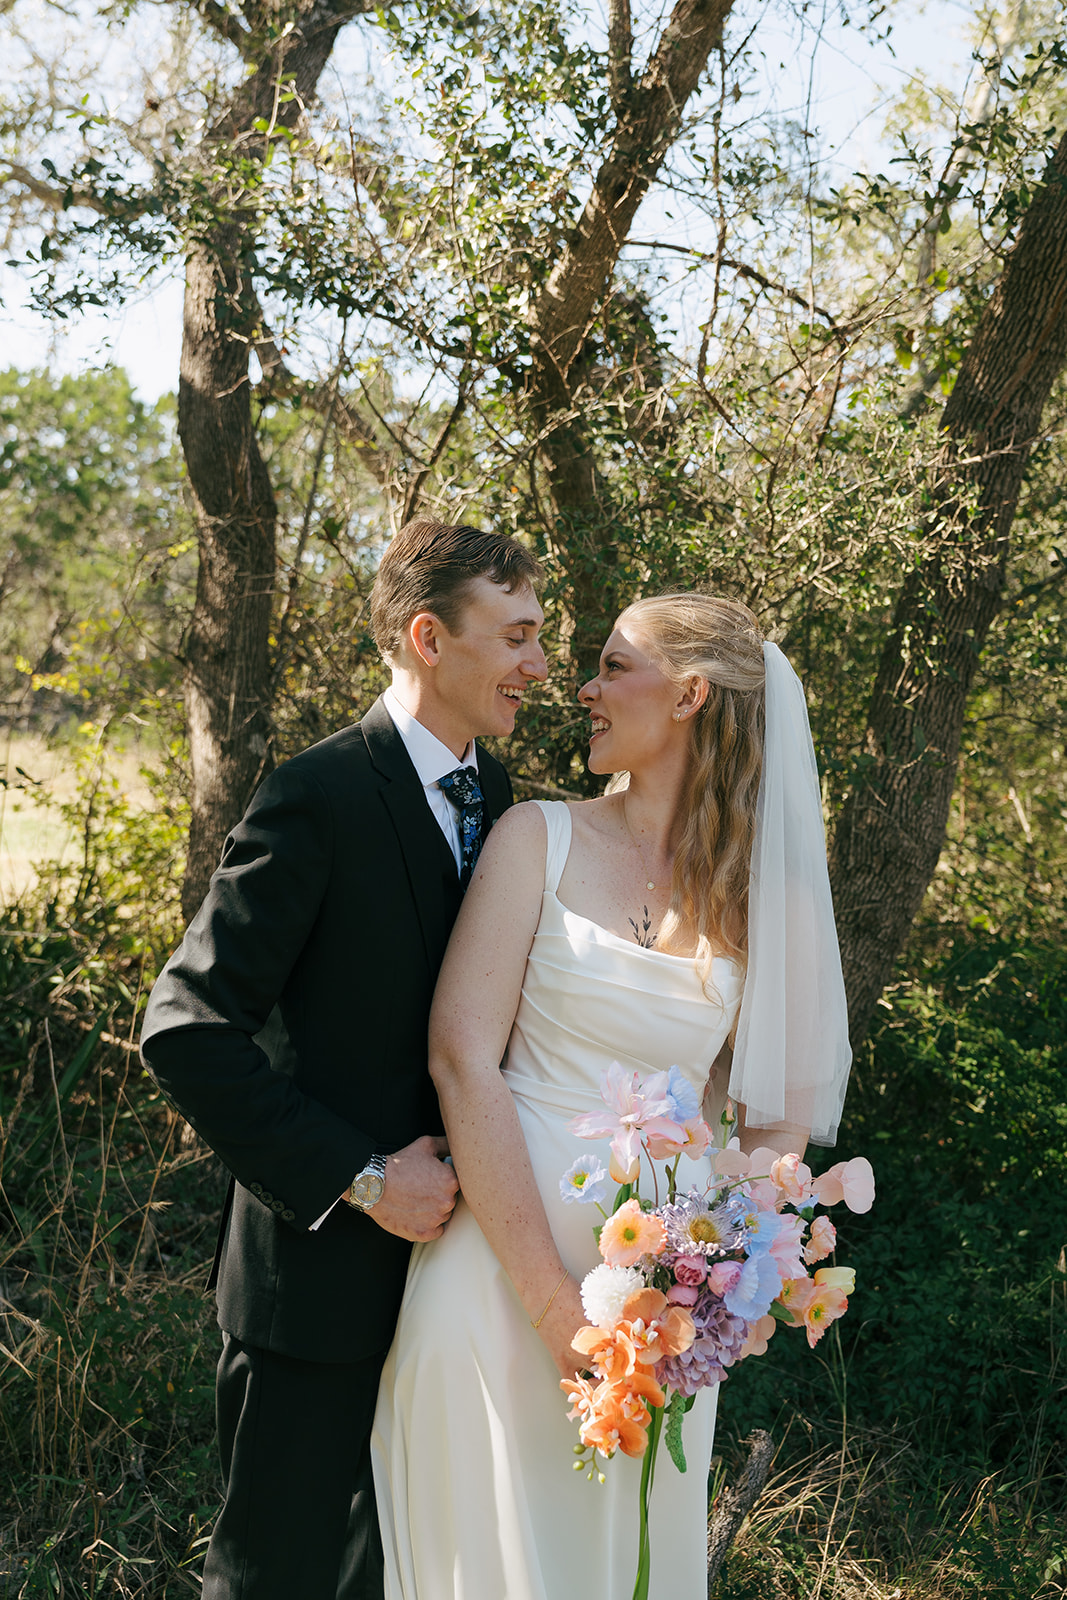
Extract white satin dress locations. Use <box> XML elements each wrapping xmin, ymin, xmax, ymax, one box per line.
<box><xmin>371</xmin><ymin>801</ymin><xmax>744</xmax><ymax>1600</ymax></box>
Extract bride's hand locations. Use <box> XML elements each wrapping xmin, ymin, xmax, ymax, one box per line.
<box><xmin>533</xmin><ymin>1277</ymin><xmax>588</xmax><ymax>1381</ymax></box>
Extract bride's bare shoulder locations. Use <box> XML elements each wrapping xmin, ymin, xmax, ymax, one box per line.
<box><xmin>564</xmin><ymin>794</ymin><xmax>619</xmax><ymax>843</ymax></box>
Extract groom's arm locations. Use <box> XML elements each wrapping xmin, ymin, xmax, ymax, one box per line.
<box><xmin>141</xmin><ymin>761</ymin><xmax>455</xmax><ymax>1240</ymax></box>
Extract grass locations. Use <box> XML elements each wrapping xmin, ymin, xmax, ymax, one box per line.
<box><xmin>712</xmin><ymin>1420</ymin><xmax>1067</xmax><ymax>1598</ymax></box>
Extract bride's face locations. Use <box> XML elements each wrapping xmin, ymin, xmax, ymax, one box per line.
<box><xmin>578</xmin><ymin>621</ymin><xmax>684</xmax><ymax>774</ymax></box>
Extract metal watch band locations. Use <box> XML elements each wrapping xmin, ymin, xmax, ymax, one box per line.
<box><xmin>347</xmin><ymin>1151</ymin><xmax>387</xmax><ymax>1212</ymax></box>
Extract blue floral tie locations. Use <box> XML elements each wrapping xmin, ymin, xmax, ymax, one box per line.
<box><xmin>438</xmin><ymin>766</ymin><xmax>487</xmax><ymax>887</ymax></box>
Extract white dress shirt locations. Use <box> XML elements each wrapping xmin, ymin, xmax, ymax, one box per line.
<box><xmin>381</xmin><ymin>685</ymin><xmax>479</xmax><ymax>872</ymax></box>
<box><xmin>310</xmin><ymin>689</ymin><xmax>478</xmax><ymax>1228</ymax></box>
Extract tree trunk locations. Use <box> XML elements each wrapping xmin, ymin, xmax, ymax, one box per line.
<box><xmin>177</xmin><ymin>0</ymin><xmax>374</xmax><ymax>917</ymax></box>
<box><xmin>519</xmin><ymin>0</ymin><xmax>735</xmax><ymax>719</ymax></box>
<box><xmin>829</xmin><ymin>130</ymin><xmax>1067</xmax><ymax>1042</ymax></box>
<box><xmin>178</xmin><ymin>241</ymin><xmax>277</xmax><ymax>919</ymax></box>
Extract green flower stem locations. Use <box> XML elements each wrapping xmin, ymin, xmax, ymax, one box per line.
<box><xmin>632</xmin><ymin>1403</ymin><xmax>664</xmax><ymax>1600</ymax></box>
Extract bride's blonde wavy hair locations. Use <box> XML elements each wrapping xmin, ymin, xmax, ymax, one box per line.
<box><xmin>617</xmin><ymin>593</ymin><xmax>766</xmax><ymax>983</ymax></box>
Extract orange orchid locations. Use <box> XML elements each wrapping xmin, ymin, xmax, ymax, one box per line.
<box><xmin>621</xmin><ymin>1288</ymin><xmax>696</xmax><ymax>1366</ymax></box>
<box><xmin>572</xmin><ymin>1322</ymin><xmax>639</xmax><ymax>1384</ymax></box>
<box><xmin>560</xmin><ymin>1369</ymin><xmax>667</xmax><ymax>1459</ymax></box>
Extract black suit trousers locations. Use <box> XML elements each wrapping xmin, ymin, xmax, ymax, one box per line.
<box><xmin>202</xmin><ymin>1334</ymin><xmax>386</xmax><ymax>1600</ymax></box>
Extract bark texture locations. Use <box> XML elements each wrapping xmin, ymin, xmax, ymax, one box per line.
<box><xmin>521</xmin><ymin>0</ymin><xmax>735</xmax><ymax>676</ymax></box>
<box><xmin>177</xmin><ymin>0</ymin><xmax>376</xmax><ymax>918</ymax></box>
<box><xmin>830</xmin><ymin>132</ymin><xmax>1067</xmax><ymax>1041</ymax></box>
<box><xmin>706</xmin><ymin>1429</ymin><xmax>774</xmax><ymax>1590</ymax></box>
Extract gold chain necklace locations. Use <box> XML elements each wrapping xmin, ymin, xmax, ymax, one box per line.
<box><xmin>622</xmin><ymin>796</ymin><xmax>663</xmax><ymax>893</ymax></box>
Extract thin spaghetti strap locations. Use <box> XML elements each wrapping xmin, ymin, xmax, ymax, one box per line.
<box><xmin>530</xmin><ymin>799</ymin><xmax>573</xmax><ymax>896</ymax></box>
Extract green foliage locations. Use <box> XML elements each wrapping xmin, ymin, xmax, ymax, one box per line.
<box><xmin>1</xmin><ymin>739</ymin><xmax>213</xmax><ymax>1598</ymax></box>
<box><xmin>721</xmin><ymin>938</ymin><xmax>1067</xmax><ymax>1497</ymax></box>
<box><xmin>0</xmin><ymin>367</ymin><xmax>192</xmax><ymax>736</ymax></box>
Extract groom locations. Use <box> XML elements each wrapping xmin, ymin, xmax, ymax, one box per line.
<box><xmin>140</xmin><ymin>519</ymin><xmax>546</xmax><ymax>1599</ymax></box>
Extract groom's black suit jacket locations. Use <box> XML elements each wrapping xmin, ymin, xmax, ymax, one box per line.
<box><xmin>141</xmin><ymin>696</ymin><xmax>512</xmax><ymax>1364</ymax></box>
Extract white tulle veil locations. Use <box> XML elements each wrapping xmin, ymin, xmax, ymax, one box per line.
<box><xmin>727</xmin><ymin>642</ymin><xmax>852</xmax><ymax>1146</ymax></box>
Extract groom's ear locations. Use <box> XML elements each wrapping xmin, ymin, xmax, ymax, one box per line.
<box><xmin>408</xmin><ymin>611</ymin><xmax>446</xmax><ymax>669</ymax></box>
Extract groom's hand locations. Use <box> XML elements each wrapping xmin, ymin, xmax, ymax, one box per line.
<box><xmin>371</xmin><ymin>1135</ymin><xmax>460</xmax><ymax>1242</ymax></box>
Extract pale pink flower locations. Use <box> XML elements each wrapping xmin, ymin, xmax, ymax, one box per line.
<box><xmin>569</xmin><ymin>1061</ymin><xmax>684</xmax><ymax>1178</ymax></box>
<box><xmin>770</xmin><ymin>1153</ymin><xmax>813</xmax><ymax>1204</ymax></box>
<box><xmin>709</xmin><ymin>1143</ymin><xmax>750</xmax><ymax>1178</ymax></box>
<box><xmin>811</xmin><ymin>1157</ymin><xmax>875</xmax><ymax>1213</ymax></box>
<box><xmin>768</xmin><ymin>1212</ymin><xmax>807</xmax><ymax>1282</ymax></box>
<box><xmin>803</xmin><ymin>1215</ymin><xmax>837</xmax><ymax>1264</ymax></box>
<box><xmin>667</xmin><ymin>1283</ymin><xmax>699</xmax><ymax>1307</ymax></box>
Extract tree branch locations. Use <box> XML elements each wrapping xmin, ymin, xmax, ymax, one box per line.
<box><xmin>0</xmin><ymin>162</ymin><xmax>113</xmax><ymax>216</ymax></box>
<box><xmin>607</xmin><ymin>0</ymin><xmax>633</xmax><ymax>113</ymax></box>
<box><xmin>629</xmin><ymin>239</ymin><xmax>843</xmax><ymax>332</ymax></box>
<box><xmin>527</xmin><ymin>0</ymin><xmax>736</xmax><ymax>387</ymax></box>
<box><xmin>254</xmin><ymin>325</ymin><xmax>393</xmax><ymax>486</ymax></box>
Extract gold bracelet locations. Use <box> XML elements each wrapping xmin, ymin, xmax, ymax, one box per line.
<box><xmin>531</xmin><ymin>1269</ymin><xmax>570</xmax><ymax>1330</ymax></box>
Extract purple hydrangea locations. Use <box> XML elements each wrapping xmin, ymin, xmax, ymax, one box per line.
<box><xmin>657</xmin><ymin>1287</ymin><xmax>750</xmax><ymax>1398</ymax></box>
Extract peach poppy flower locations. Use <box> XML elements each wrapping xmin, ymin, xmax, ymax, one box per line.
<box><xmin>737</xmin><ymin>1313</ymin><xmax>777</xmax><ymax>1361</ymax></box>
<box><xmin>776</xmin><ymin>1275</ymin><xmax>816</xmax><ymax>1323</ymax></box>
<box><xmin>801</xmin><ymin>1282</ymin><xmax>849</xmax><ymax>1347</ymax></box>
<box><xmin>599</xmin><ymin>1199</ymin><xmax>667</xmax><ymax>1267</ymax></box>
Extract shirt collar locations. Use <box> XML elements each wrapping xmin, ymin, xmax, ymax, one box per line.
<box><xmin>382</xmin><ymin>685</ymin><xmax>477</xmax><ymax>786</ymax></box>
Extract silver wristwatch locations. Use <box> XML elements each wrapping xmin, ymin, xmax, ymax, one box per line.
<box><xmin>346</xmin><ymin>1152</ymin><xmax>387</xmax><ymax>1213</ymax></box>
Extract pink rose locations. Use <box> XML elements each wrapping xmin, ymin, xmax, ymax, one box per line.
<box><xmin>667</xmin><ymin>1283</ymin><xmax>699</xmax><ymax>1307</ymax></box>
<box><xmin>706</xmin><ymin>1260</ymin><xmax>743</xmax><ymax>1296</ymax></box>
<box><xmin>672</xmin><ymin>1255</ymin><xmax>708</xmax><ymax>1287</ymax></box>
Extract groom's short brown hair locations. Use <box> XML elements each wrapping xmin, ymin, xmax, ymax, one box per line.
<box><xmin>370</xmin><ymin>519</ymin><xmax>543</xmax><ymax>663</ymax></box>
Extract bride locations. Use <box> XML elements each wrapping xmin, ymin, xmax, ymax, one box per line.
<box><xmin>371</xmin><ymin>593</ymin><xmax>851</xmax><ymax>1599</ymax></box>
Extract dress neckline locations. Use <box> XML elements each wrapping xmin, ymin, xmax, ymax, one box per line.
<box><xmin>547</xmin><ymin>888</ymin><xmax>742</xmax><ymax>974</ymax></box>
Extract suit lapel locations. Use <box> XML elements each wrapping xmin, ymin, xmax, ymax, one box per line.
<box><xmin>360</xmin><ymin>698</ymin><xmax>460</xmax><ymax>975</ymax></box>
<box><xmin>475</xmin><ymin>748</ymin><xmax>513</xmax><ymax>827</ymax></box>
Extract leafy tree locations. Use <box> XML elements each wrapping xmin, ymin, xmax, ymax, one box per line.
<box><xmin>0</xmin><ymin>367</ymin><xmax>191</xmax><ymax>731</ymax></box>
<box><xmin>2</xmin><ymin>0</ymin><xmax>1066</xmax><ymax>1039</ymax></box>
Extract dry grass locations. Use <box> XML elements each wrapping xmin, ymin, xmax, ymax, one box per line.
<box><xmin>712</xmin><ymin>1424</ymin><xmax>1067</xmax><ymax>1600</ymax></box>
<box><xmin>0</xmin><ymin>732</ymin><xmax>155</xmax><ymax>900</ymax></box>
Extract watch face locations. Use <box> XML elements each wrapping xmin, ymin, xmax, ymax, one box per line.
<box><xmin>352</xmin><ymin>1171</ymin><xmax>385</xmax><ymax>1209</ymax></box>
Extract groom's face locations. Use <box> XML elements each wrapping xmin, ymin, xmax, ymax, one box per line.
<box><xmin>433</xmin><ymin>576</ymin><xmax>547</xmax><ymax>747</ymax></box>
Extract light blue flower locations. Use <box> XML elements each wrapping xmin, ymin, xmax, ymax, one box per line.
<box><xmin>560</xmin><ymin>1155</ymin><xmax>609</xmax><ymax>1206</ymax></box>
<box><xmin>662</xmin><ymin>1062</ymin><xmax>703</xmax><ymax>1126</ymax></box>
<box><xmin>743</xmin><ymin>1205</ymin><xmax>789</xmax><ymax>1256</ymax></box>
<box><xmin>723</xmin><ymin>1250</ymin><xmax>781</xmax><ymax>1321</ymax></box>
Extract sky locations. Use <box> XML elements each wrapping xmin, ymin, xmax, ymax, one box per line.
<box><xmin>0</xmin><ymin>0</ymin><xmax>975</xmax><ymax>402</ymax></box>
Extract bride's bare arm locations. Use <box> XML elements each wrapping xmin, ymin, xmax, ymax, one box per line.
<box><xmin>429</xmin><ymin>803</ymin><xmax>586</xmax><ymax>1379</ymax></box>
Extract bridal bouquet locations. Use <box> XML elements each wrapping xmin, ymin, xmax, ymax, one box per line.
<box><xmin>557</xmin><ymin>1061</ymin><xmax>874</xmax><ymax>1600</ymax></box>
